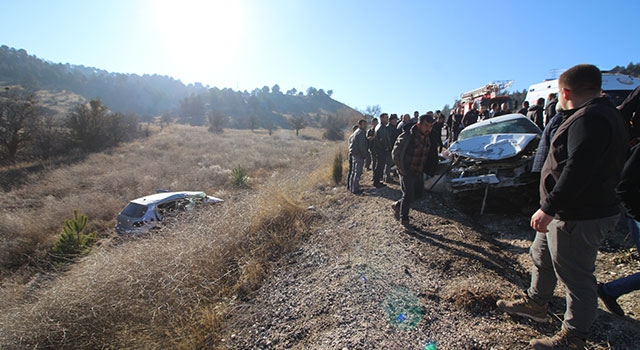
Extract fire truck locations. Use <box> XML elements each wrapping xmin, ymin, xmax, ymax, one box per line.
<box><xmin>454</xmin><ymin>80</ymin><xmax>513</xmax><ymax>115</ymax></box>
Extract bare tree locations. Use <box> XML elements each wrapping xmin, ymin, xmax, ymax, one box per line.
<box><xmin>365</xmin><ymin>105</ymin><xmax>381</xmax><ymax>119</ymax></box>
<box><xmin>30</xmin><ymin>109</ymin><xmax>67</xmax><ymax>159</ymax></box>
<box><xmin>289</xmin><ymin>115</ymin><xmax>307</xmax><ymax>136</ymax></box>
<box><xmin>0</xmin><ymin>88</ymin><xmax>39</xmax><ymax>163</ymax></box>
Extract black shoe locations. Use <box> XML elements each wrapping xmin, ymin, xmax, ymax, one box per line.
<box><xmin>353</xmin><ymin>190</ymin><xmax>363</xmax><ymax>195</ymax></box>
<box><xmin>598</xmin><ymin>283</ymin><xmax>624</xmax><ymax>316</ymax></box>
<box><xmin>373</xmin><ymin>182</ymin><xmax>386</xmax><ymax>188</ymax></box>
<box><xmin>392</xmin><ymin>202</ymin><xmax>400</xmax><ymax>221</ymax></box>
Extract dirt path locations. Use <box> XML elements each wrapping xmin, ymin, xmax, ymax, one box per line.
<box><xmin>223</xmin><ymin>179</ymin><xmax>640</xmax><ymax>349</ymax></box>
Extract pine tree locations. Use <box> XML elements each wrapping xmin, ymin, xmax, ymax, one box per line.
<box><xmin>51</xmin><ymin>210</ymin><xmax>97</xmax><ymax>264</ymax></box>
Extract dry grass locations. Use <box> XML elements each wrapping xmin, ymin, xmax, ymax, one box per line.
<box><xmin>0</xmin><ymin>125</ymin><xmax>342</xmax><ymax>349</ymax></box>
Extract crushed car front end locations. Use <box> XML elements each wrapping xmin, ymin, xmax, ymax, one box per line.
<box><xmin>444</xmin><ymin>114</ymin><xmax>542</xmax><ymax>193</ymax></box>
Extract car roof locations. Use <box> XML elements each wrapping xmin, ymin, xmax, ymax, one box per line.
<box><xmin>463</xmin><ymin>113</ymin><xmax>531</xmax><ymax>131</ymax></box>
<box><xmin>129</xmin><ymin>191</ymin><xmax>206</xmax><ymax>205</ymax></box>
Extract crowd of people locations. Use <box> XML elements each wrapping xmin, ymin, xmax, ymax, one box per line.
<box><xmin>346</xmin><ymin>64</ymin><xmax>640</xmax><ymax>349</ymax></box>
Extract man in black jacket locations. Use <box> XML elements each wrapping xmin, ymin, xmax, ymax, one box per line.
<box><xmin>365</xmin><ymin>118</ymin><xmax>378</xmax><ymax>171</ymax></box>
<box><xmin>597</xmin><ymin>142</ymin><xmax>640</xmax><ymax>316</ymax></box>
<box><xmin>527</xmin><ymin>97</ymin><xmax>545</xmax><ymax>130</ymax></box>
<box><xmin>372</xmin><ymin>113</ymin><xmax>392</xmax><ymax>188</ymax></box>
<box><xmin>545</xmin><ymin>93</ymin><xmax>558</xmax><ymax>126</ymax></box>
<box><xmin>618</xmin><ymin>84</ymin><xmax>640</xmax><ymax>142</ymax></box>
<box><xmin>497</xmin><ymin>64</ymin><xmax>628</xmax><ymax>349</ymax></box>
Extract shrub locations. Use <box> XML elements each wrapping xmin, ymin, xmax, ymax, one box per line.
<box><xmin>231</xmin><ymin>167</ymin><xmax>249</xmax><ymax>188</ymax></box>
<box><xmin>322</xmin><ymin>114</ymin><xmax>348</xmax><ymax>141</ymax></box>
<box><xmin>51</xmin><ymin>210</ymin><xmax>97</xmax><ymax>264</ymax></box>
<box><xmin>332</xmin><ymin>152</ymin><xmax>343</xmax><ymax>185</ymax></box>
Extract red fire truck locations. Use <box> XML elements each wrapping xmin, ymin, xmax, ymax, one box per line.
<box><xmin>454</xmin><ymin>80</ymin><xmax>513</xmax><ymax>115</ymax></box>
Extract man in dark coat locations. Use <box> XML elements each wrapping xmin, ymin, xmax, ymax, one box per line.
<box><xmin>545</xmin><ymin>93</ymin><xmax>558</xmax><ymax>126</ymax></box>
<box><xmin>518</xmin><ymin>101</ymin><xmax>530</xmax><ymax>115</ymax></box>
<box><xmin>462</xmin><ymin>105</ymin><xmax>478</xmax><ymax>128</ymax></box>
<box><xmin>497</xmin><ymin>64</ymin><xmax>628</xmax><ymax>349</ymax></box>
<box><xmin>527</xmin><ymin>97</ymin><xmax>545</xmax><ymax>130</ymax></box>
<box><xmin>372</xmin><ymin>113</ymin><xmax>392</xmax><ymax>188</ymax></box>
<box><xmin>617</xmin><ymin>84</ymin><xmax>640</xmax><ymax>141</ymax></box>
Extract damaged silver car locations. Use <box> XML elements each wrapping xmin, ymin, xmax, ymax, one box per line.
<box><xmin>443</xmin><ymin>113</ymin><xmax>542</xmax><ymax>193</ymax></box>
<box><xmin>115</xmin><ymin>191</ymin><xmax>223</xmax><ymax>234</ymax></box>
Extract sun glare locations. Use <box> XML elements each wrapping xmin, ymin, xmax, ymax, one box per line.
<box><xmin>149</xmin><ymin>0</ymin><xmax>247</xmax><ymax>84</ymax></box>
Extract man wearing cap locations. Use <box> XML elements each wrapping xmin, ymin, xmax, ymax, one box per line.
<box><xmin>391</xmin><ymin>114</ymin><xmax>435</xmax><ymax>227</ymax></box>
<box><xmin>497</xmin><ymin>64</ymin><xmax>628</xmax><ymax>349</ymax></box>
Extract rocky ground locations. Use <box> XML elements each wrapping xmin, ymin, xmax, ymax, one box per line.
<box><xmin>221</xmin><ymin>175</ymin><xmax>640</xmax><ymax>349</ymax></box>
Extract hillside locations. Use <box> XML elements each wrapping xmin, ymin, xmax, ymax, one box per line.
<box><xmin>0</xmin><ymin>45</ymin><xmax>361</xmax><ymax>126</ymax></box>
<box><xmin>1</xmin><ymin>126</ymin><xmax>638</xmax><ymax>349</ymax></box>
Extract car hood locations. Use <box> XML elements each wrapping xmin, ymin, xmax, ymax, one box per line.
<box><xmin>449</xmin><ymin>133</ymin><xmax>539</xmax><ymax>160</ymax></box>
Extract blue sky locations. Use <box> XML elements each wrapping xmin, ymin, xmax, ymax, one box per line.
<box><xmin>2</xmin><ymin>0</ymin><xmax>639</xmax><ymax>115</ymax></box>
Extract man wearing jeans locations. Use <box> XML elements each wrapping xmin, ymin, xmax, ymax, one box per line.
<box><xmin>497</xmin><ymin>64</ymin><xmax>628</xmax><ymax>349</ymax></box>
<box><xmin>598</xmin><ymin>142</ymin><xmax>640</xmax><ymax>316</ymax></box>
<box><xmin>617</xmin><ymin>84</ymin><xmax>640</xmax><ymax>253</ymax></box>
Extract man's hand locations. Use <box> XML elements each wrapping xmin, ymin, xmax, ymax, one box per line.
<box><xmin>531</xmin><ymin>209</ymin><xmax>553</xmax><ymax>233</ymax></box>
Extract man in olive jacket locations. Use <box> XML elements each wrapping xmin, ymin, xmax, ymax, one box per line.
<box><xmin>391</xmin><ymin>114</ymin><xmax>434</xmax><ymax>227</ymax></box>
<box><xmin>497</xmin><ymin>64</ymin><xmax>628</xmax><ymax>349</ymax></box>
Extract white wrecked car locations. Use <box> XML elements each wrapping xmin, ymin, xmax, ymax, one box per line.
<box><xmin>444</xmin><ymin>114</ymin><xmax>542</xmax><ymax>193</ymax></box>
<box><xmin>115</xmin><ymin>191</ymin><xmax>223</xmax><ymax>234</ymax></box>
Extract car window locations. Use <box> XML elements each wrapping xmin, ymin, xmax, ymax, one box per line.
<box><xmin>121</xmin><ymin>203</ymin><xmax>148</xmax><ymax>218</ymax></box>
<box><xmin>157</xmin><ymin>198</ymin><xmax>194</xmax><ymax>215</ymax></box>
<box><xmin>459</xmin><ymin>119</ymin><xmax>541</xmax><ymax>140</ymax></box>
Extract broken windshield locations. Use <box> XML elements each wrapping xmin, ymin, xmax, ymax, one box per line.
<box><xmin>459</xmin><ymin>118</ymin><xmax>541</xmax><ymax>141</ymax></box>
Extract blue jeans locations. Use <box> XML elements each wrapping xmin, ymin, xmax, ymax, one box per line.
<box><xmin>602</xmin><ymin>272</ymin><xmax>640</xmax><ymax>298</ymax></box>
<box><xmin>628</xmin><ymin>217</ymin><xmax>640</xmax><ymax>252</ymax></box>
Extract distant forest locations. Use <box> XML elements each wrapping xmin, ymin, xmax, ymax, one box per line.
<box><xmin>609</xmin><ymin>62</ymin><xmax>640</xmax><ymax>77</ymax></box>
<box><xmin>0</xmin><ymin>45</ymin><xmax>359</xmax><ymax>127</ymax></box>
<box><xmin>1</xmin><ymin>44</ymin><xmax>637</xmax><ymax>125</ymax></box>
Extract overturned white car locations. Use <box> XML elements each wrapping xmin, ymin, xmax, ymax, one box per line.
<box><xmin>115</xmin><ymin>191</ymin><xmax>223</xmax><ymax>234</ymax></box>
<box><xmin>443</xmin><ymin>114</ymin><xmax>542</xmax><ymax>193</ymax></box>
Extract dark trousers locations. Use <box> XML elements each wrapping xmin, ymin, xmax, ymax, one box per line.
<box><xmin>399</xmin><ymin>172</ymin><xmax>423</xmax><ymax>220</ymax></box>
<box><xmin>368</xmin><ymin>148</ymin><xmax>377</xmax><ymax>177</ymax></box>
<box><xmin>373</xmin><ymin>150</ymin><xmax>388</xmax><ymax>184</ymax></box>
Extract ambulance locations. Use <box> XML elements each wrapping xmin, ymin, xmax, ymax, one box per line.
<box><xmin>525</xmin><ymin>73</ymin><xmax>640</xmax><ymax>107</ymax></box>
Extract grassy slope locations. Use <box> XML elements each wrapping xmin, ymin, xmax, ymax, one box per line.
<box><xmin>0</xmin><ymin>125</ymin><xmax>342</xmax><ymax>348</ymax></box>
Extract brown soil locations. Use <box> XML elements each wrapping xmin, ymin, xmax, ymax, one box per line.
<box><xmin>221</xmin><ymin>177</ymin><xmax>640</xmax><ymax>349</ymax></box>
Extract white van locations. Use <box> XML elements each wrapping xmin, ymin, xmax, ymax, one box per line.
<box><xmin>526</xmin><ymin>73</ymin><xmax>640</xmax><ymax>107</ymax></box>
